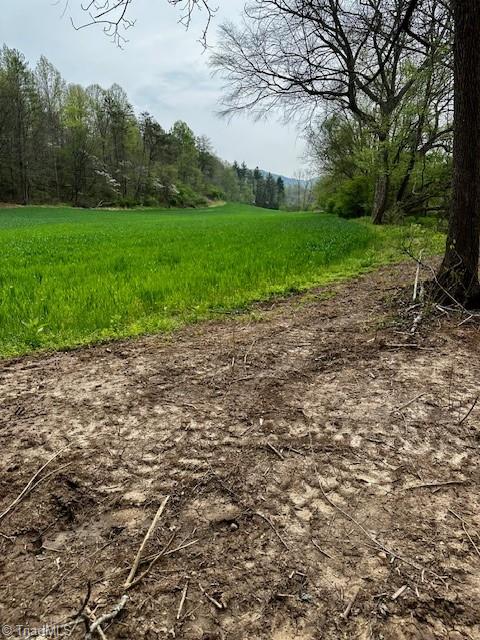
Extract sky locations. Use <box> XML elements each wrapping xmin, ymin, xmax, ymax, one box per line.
<box><xmin>1</xmin><ymin>0</ymin><xmax>308</xmax><ymax>177</ymax></box>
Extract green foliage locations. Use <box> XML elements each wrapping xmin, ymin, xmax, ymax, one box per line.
<box><xmin>311</xmin><ymin>112</ymin><xmax>452</xmax><ymax>221</ymax></box>
<box><xmin>170</xmin><ymin>183</ymin><xmax>209</xmax><ymax>208</ymax></box>
<box><xmin>0</xmin><ymin>45</ymin><xmax>240</xmax><ymax>209</ymax></box>
<box><xmin>315</xmin><ymin>174</ymin><xmax>373</xmax><ymax>219</ymax></box>
<box><xmin>0</xmin><ymin>203</ymin><xmax>443</xmax><ymax>357</ymax></box>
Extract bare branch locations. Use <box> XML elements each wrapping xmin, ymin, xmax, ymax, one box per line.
<box><xmin>67</xmin><ymin>0</ymin><xmax>217</xmax><ymax>47</ymax></box>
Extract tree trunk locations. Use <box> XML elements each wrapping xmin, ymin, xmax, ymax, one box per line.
<box><xmin>435</xmin><ymin>0</ymin><xmax>480</xmax><ymax>307</ymax></box>
<box><xmin>371</xmin><ymin>136</ymin><xmax>389</xmax><ymax>225</ymax></box>
<box><xmin>372</xmin><ymin>173</ymin><xmax>389</xmax><ymax>224</ymax></box>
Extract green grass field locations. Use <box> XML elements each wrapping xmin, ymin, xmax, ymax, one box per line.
<box><xmin>0</xmin><ymin>203</ymin><xmax>444</xmax><ymax>357</ymax></box>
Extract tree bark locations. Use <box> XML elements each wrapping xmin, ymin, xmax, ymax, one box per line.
<box><xmin>372</xmin><ymin>139</ymin><xmax>390</xmax><ymax>224</ymax></box>
<box><xmin>372</xmin><ymin>173</ymin><xmax>389</xmax><ymax>224</ymax></box>
<box><xmin>435</xmin><ymin>0</ymin><xmax>480</xmax><ymax>306</ymax></box>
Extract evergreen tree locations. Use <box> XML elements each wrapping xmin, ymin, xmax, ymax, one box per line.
<box><xmin>276</xmin><ymin>177</ymin><xmax>285</xmax><ymax>208</ymax></box>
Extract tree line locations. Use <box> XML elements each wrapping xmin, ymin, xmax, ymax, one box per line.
<box><xmin>0</xmin><ymin>45</ymin><xmax>280</xmax><ymax>210</ymax></box>
<box><xmin>231</xmin><ymin>162</ymin><xmax>286</xmax><ymax>210</ymax></box>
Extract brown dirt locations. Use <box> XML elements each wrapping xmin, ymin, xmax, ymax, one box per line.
<box><xmin>1</xmin><ymin>263</ymin><xmax>480</xmax><ymax>640</ymax></box>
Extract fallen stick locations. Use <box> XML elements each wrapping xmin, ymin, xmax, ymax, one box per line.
<box><xmin>317</xmin><ymin>478</ymin><xmax>445</xmax><ymax>580</ymax></box>
<box><xmin>126</xmin><ymin>532</ymin><xmax>176</xmax><ymax>590</ymax></box>
<box><xmin>85</xmin><ymin>607</ymin><xmax>108</xmax><ymax>640</ymax></box>
<box><xmin>164</xmin><ymin>538</ymin><xmax>198</xmax><ymax>557</ymax></box>
<box><xmin>392</xmin><ymin>393</ymin><xmax>425</xmax><ymax>413</ymax></box>
<box><xmin>43</xmin><ymin>540</ymin><xmax>115</xmax><ymax>600</ymax></box>
<box><xmin>199</xmin><ymin>583</ymin><xmax>225</xmax><ymax>610</ymax></box>
<box><xmin>448</xmin><ymin>509</ymin><xmax>480</xmax><ymax>560</ymax></box>
<box><xmin>311</xmin><ymin>539</ymin><xmax>333</xmax><ymax>559</ymax></box>
<box><xmin>0</xmin><ymin>531</ymin><xmax>16</xmax><ymax>541</ymax></box>
<box><xmin>85</xmin><ymin>595</ymin><xmax>128</xmax><ymax>640</ymax></box>
<box><xmin>0</xmin><ymin>448</ymin><xmax>69</xmax><ymax>522</ymax></box>
<box><xmin>385</xmin><ymin>344</ymin><xmax>433</xmax><ymax>351</ymax></box>
<box><xmin>405</xmin><ymin>480</ymin><xmax>466</xmax><ymax>491</ymax></box>
<box><xmin>142</xmin><ymin>538</ymin><xmax>199</xmax><ymax>564</ymax></box>
<box><xmin>413</xmin><ymin>254</ymin><xmax>422</xmax><ymax>302</ymax></box>
<box><xmin>124</xmin><ymin>495</ymin><xmax>170</xmax><ymax>589</ymax></box>
<box><xmin>254</xmin><ymin>512</ymin><xmax>289</xmax><ymax>550</ymax></box>
<box><xmin>459</xmin><ymin>396</ymin><xmax>479</xmax><ymax>425</ymax></box>
<box><xmin>266</xmin><ymin>442</ymin><xmax>285</xmax><ymax>460</ymax></box>
<box><xmin>177</xmin><ymin>583</ymin><xmax>189</xmax><ymax>620</ymax></box>
<box><xmin>308</xmin><ymin>432</ymin><xmax>445</xmax><ymax>582</ymax></box>
<box><xmin>391</xmin><ymin>585</ymin><xmax>408</xmax><ymax>601</ymax></box>
<box><xmin>342</xmin><ymin>587</ymin><xmax>359</xmax><ymax>619</ymax></box>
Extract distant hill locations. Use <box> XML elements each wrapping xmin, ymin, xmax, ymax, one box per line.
<box><xmin>260</xmin><ymin>170</ymin><xmax>316</xmax><ymax>188</ymax></box>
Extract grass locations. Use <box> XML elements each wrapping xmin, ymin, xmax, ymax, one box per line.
<box><xmin>0</xmin><ymin>203</ymin><xmax>444</xmax><ymax>357</ymax></box>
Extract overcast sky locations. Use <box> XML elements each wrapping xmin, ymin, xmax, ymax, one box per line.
<box><xmin>1</xmin><ymin>0</ymin><xmax>308</xmax><ymax>177</ymax></box>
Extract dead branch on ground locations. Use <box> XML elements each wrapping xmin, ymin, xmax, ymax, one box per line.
<box><xmin>124</xmin><ymin>495</ymin><xmax>170</xmax><ymax>589</ymax></box>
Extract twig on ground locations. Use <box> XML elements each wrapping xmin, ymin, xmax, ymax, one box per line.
<box><xmin>385</xmin><ymin>343</ymin><xmax>433</xmax><ymax>351</ymax></box>
<box><xmin>312</xmin><ymin>539</ymin><xmax>333</xmax><ymax>559</ymax></box>
<box><xmin>164</xmin><ymin>538</ymin><xmax>199</xmax><ymax>557</ymax></box>
<box><xmin>307</xmin><ymin>432</ymin><xmax>446</xmax><ymax>582</ymax></box>
<box><xmin>85</xmin><ymin>595</ymin><xmax>128</xmax><ymax>640</ymax></box>
<box><xmin>141</xmin><ymin>537</ymin><xmax>200</xmax><ymax>565</ymax></box>
<box><xmin>448</xmin><ymin>509</ymin><xmax>480</xmax><ymax>560</ymax></box>
<box><xmin>0</xmin><ymin>448</ymin><xmax>70</xmax><ymax>522</ymax></box>
<box><xmin>43</xmin><ymin>540</ymin><xmax>115</xmax><ymax>600</ymax></box>
<box><xmin>413</xmin><ymin>251</ymin><xmax>424</xmax><ymax>302</ymax></box>
<box><xmin>126</xmin><ymin>531</ymin><xmax>176</xmax><ymax>590</ymax></box>
<box><xmin>391</xmin><ymin>585</ymin><xmax>408</xmax><ymax>600</ymax></box>
<box><xmin>199</xmin><ymin>583</ymin><xmax>225</xmax><ymax>610</ymax></box>
<box><xmin>254</xmin><ymin>512</ymin><xmax>289</xmax><ymax>550</ymax></box>
<box><xmin>0</xmin><ymin>531</ymin><xmax>16</xmax><ymax>541</ymax></box>
<box><xmin>410</xmin><ymin>312</ymin><xmax>423</xmax><ymax>335</ymax></box>
<box><xmin>74</xmin><ymin>581</ymin><xmax>92</xmax><ymax>620</ymax></box>
<box><xmin>459</xmin><ymin>396</ymin><xmax>479</xmax><ymax>425</ymax></box>
<box><xmin>243</xmin><ymin>339</ymin><xmax>256</xmax><ymax>365</ymax></box>
<box><xmin>342</xmin><ymin>587</ymin><xmax>360</xmax><ymax>619</ymax></box>
<box><xmin>124</xmin><ymin>495</ymin><xmax>170</xmax><ymax>589</ymax></box>
<box><xmin>319</xmin><ymin>479</ymin><xmax>443</xmax><ymax>578</ymax></box>
<box><xmin>287</xmin><ymin>445</ymin><xmax>303</xmax><ymax>455</ymax></box>
<box><xmin>392</xmin><ymin>393</ymin><xmax>425</xmax><ymax>413</ymax></box>
<box><xmin>266</xmin><ymin>442</ymin><xmax>284</xmax><ymax>460</ymax></box>
<box><xmin>85</xmin><ymin>607</ymin><xmax>107</xmax><ymax>640</ymax></box>
<box><xmin>405</xmin><ymin>480</ymin><xmax>466</xmax><ymax>491</ymax></box>
<box><xmin>177</xmin><ymin>583</ymin><xmax>189</xmax><ymax>620</ymax></box>
<box><xmin>240</xmin><ymin>417</ymin><xmax>264</xmax><ymax>437</ymax></box>
<box><xmin>181</xmin><ymin>603</ymin><xmax>202</xmax><ymax>621</ymax></box>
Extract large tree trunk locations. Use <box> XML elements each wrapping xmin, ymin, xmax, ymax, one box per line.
<box><xmin>435</xmin><ymin>0</ymin><xmax>480</xmax><ymax>307</ymax></box>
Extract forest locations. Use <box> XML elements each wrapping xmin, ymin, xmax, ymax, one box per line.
<box><xmin>0</xmin><ymin>46</ymin><xmax>286</xmax><ymax>210</ymax></box>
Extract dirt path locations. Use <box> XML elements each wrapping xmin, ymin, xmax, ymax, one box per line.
<box><xmin>1</xmin><ymin>263</ymin><xmax>480</xmax><ymax>640</ymax></box>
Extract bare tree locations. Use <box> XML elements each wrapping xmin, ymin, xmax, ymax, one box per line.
<box><xmin>211</xmin><ymin>0</ymin><xmax>451</xmax><ymax>224</ymax></box>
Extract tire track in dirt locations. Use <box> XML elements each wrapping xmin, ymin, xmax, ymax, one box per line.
<box><xmin>1</xmin><ymin>263</ymin><xmax>480</xmax><ymax>639</ymax></box>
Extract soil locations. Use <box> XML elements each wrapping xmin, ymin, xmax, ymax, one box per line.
<box><xmin>1</xmin><ymin>263</ymin><xmax>480</xmax><ymax>640</ymax></box>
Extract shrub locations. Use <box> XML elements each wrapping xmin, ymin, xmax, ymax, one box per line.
<box><xmin>315</xmin><ymin>174</ymin><xmax>372</xmax><ymax>219</ymax></box>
